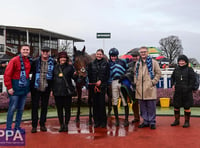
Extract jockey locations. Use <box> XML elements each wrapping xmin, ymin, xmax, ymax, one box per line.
<box><xmin>108</xmin><ymin>48</ymin><xmax>129</xmax><ymax>127</ymax></box>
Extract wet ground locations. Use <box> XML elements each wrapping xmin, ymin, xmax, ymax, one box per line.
<box><xmin>0</xmin><ymin>116</ymin><xmax>200</xmax><ymax>148</ymax></box>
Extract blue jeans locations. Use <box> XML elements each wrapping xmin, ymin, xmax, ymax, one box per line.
<box><xmin>6</xmin><ymin>95</ymin><xmax>26</xmax><ymax>129</ymax></box>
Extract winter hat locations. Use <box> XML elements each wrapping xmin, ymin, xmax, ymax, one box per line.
<box><xmin>58</xmin><ymin>51</ymin><xmax>68</xmax><ymax>59</ymax></box>
<box><xmin>177</xmin><ymin>54</ymin><xmax>189</xmax><ymax>64</ymax></box>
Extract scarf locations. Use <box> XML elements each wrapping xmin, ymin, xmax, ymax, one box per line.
<box><xmin>136</xmin><ymin>56</ymin><xmax>154</xmax><ymax>80</ymax></box>
<box><xmin>34</xmin><ymin>56</ymin><xmax>54</xmax><ymax>88</ymax></box>
<box><xmin>19</xmin><ymin>55</ymin><xmax>32</xmax><ymax>87</ymax></box>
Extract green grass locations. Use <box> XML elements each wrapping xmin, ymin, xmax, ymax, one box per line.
<box><xmin>1</xmin><ymin>106</ymin><xmax>200</xmax><ymax>124</ymax></box>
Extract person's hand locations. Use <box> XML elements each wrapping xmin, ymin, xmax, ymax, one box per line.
<box><xmin>119</xmin><ymin>75</ymin><xmax>126</xmax><ymax>83</ymax></box>
<box><xmin>8</xmin><ymin>88</ymin><xmax>14</xmax><ymax>95</ymax></box>
<box><xmin>172</xmin><ymin>85</ymin><xmax>175</xmax><ymax>91</ymax></box>
<box><xmin>50</xmin><ymin>91</ymin><xmax>53</xmax><ymax>97</ymax></box>
<box><xmin>96</xmin><ymin>80</ymin><xmax>101</xmax><ymax>86</ymax></box>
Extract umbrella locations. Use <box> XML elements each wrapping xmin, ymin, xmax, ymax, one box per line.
<box><xmin>148</xmin><ymin>47</ymin><xmax>161</xmax><ymax>54</ymax></box>
<box><xmin>119</xmin><ymin>54</ymin><xmax>133</xmax><ymax>60</ymax></box>
<box><xmin>156</xmin><ymin>56</ymin><xmax>165</xmax><ymax>60</ymax></box>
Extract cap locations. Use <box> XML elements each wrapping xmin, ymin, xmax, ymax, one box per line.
<box><xmin>41</xmin><ymin>46</ymin><xmax>51</xmax><ymax>51</ymax></box>
<box><xmin>131</xmin><ymin>51</ymin><xmax>140</xmax><ymax>57</ymax></box>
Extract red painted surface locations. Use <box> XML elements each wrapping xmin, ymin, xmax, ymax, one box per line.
<box><xmin>1</xmin><ymin>116</ymin><xmax>200</xmax><ymax>148</ymax></box>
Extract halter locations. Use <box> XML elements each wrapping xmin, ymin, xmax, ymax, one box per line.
<box><xmin>74</xmin><ymin>56</ymin><xmax>87</xmax><ymax>78</ymax></box>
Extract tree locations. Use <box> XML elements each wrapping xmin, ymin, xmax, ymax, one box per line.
<box><xmin>159</xmin><ymin>35</ymin><xmax>183</xmax><ymax>64</ymax></box>
<box><xmin>59</xmin><ymin>40</ymin><xmax>73</xmax><ymax>59</ymax></box>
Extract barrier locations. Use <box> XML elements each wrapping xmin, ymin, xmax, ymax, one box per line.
<box><xmin>0</xmin><ymin>69</ymin><xmax>199</xmax><ymax>92</ymax></box>
<box><xmin>0</xmin><ymin>75</ymin><xmax>6</xmax><ymax>92</ymax></box>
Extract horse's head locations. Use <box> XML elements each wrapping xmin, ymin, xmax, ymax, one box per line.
<box><xmin>73</xmin><ymin>46</ymin><xmax>92</xmax><ymax>78</ymax></box>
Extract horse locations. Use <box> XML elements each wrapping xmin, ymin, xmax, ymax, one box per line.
<box><xmin>73</xmin><ymin>46</ymin><xmax>111</xmax><ymax>124</ymax></box>
<box><xmin>73</xmin><ymin>46</ymin><xmax>93</xmax><ymax>124</ymax></box>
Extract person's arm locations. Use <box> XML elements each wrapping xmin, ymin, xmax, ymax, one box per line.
<box><xmin>4</xmin><ymin>59</ymin><xmax>15</xmax><ymax>95</ymax></box>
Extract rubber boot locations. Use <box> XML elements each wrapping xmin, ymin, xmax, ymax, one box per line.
<box><xmin>183</xmin><ymin>112</ymin><xmax>190</xmax><ymax>128</ymax></box>
<box><xmin>171</xmin><ymin>110</ymin><xmax>180</xmax><ymax>126</ymax></box>
<box><xmin>124</xmin><ymin>105</ymin><xmax>129</xmax><ymax>127</ymax></box>
<box><xmin>113</xmin><ymin>106</ymin><xmax>119</xmax><ymax>126</ymax></box>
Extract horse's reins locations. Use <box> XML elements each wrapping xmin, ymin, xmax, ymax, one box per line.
<box><xmin>88</xmin><ymin>83</ymin><xmax>101</xmax><ymax>93</ymax></box>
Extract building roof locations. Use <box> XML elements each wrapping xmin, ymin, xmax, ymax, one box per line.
<box><xmin>0</xmin><ymin>25</ymin><xmax>84</xmax><ymax>42</ymax></box>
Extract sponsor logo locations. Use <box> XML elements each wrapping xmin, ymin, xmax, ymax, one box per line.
<box><xmin>0</xmin><ymin>129</ymin><xmax>25</xmax><ymax>146</ymax></box>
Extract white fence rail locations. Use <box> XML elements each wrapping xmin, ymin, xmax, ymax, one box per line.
<box><xmin>0</xmin><ymin>75</ymin><xmax>6</xmax><ymax>92</ymax></box>
<box><xmin>0</xmin><ymin>69</ymin><xmax>200</xmax><ymax>92</ymax></box>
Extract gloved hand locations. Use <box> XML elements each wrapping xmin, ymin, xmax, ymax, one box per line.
<box><xmin>118</xmin><ymin>75</ymin><xmax>126</xmax><ymax>83</ymax></box>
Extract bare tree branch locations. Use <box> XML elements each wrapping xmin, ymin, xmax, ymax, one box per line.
<box><xmin>159</xmin><ymin>35</ymin><xmax>183</xmax><ymax>64</ymax></box>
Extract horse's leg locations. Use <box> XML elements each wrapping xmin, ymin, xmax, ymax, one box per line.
<box><xmin>88</xmin><ymin>87</ymin><xmax>93</xmax><ymax>125</ymax></box>
<box><xmin>107</xmin><ymin>85</ymin><xmax>112</xmax><ymax>117</ymax></box>
<box><xmin>76</xmin><ymin>86</ymin><xmax>82</xmax><ymax>123</ymax></box>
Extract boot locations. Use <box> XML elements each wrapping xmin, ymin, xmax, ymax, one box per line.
<box><xmin>59</xmin><ymin>124</ymin><xmax>65</xmax><ymax>132</ymax></box>
<box><xmin>113</xmin><ymin>106</ymin><xmax>119</xmax><ymax>126</ymax></box>
<box><xmin>124</xmin><ymin>106</ymin><xmax>129</xmax><ymax>127</ymax></box>
<box><xmin>63</xmin><ymin>124</ymin><xmax>68</xmax><ymax>132</ymax></box>
<box><xmin>171</xmin><ymin>110</ymin><xmax>180</xmax><ymax>126</ymax></box>
<box><xmin>183</xmin><ymin>112</ymin><xmax>190</xmax><ymax>128</ymax></box>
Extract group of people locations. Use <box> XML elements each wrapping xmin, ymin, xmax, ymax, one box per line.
<box><xmin>3</xmin><ymin>44</ymin><xmax>195</xmax><ymax>134</ymax></box>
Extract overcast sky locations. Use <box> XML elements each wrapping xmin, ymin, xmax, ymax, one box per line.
<box><xmin>1</xmin><ymin>0</ymin><xmax>200</xmax><ymax>60</ymax></box>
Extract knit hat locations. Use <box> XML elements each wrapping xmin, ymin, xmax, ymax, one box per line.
<box><xmin>177</xmin><ymin>54</ymin><xmax>189</xmax><ymax>64</ymax></box>
<box><xmin>58</xmin><ymin>51</ymin><xmax>68</xmax><ymax>59</ymax></box>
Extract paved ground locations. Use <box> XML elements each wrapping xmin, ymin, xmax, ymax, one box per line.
<box><xmin>0</xmin><ymin>116</ymin><xmax>200</xmax><ymax>148</ymax></box>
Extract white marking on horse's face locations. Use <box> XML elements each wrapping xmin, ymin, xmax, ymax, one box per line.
<box><xmin>80</xmin><ymin>67</ymin><xmax>86</xmax><ymax>73</ymax></box>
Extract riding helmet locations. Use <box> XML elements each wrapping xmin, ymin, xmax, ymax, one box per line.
<box><xmin>109</xmin><ymin>48</ymin><xmax>119</xmax><ymax>57</ymax></box>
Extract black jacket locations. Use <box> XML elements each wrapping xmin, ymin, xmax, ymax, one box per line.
<box><xmin>88</xmin><ymin>58</ymin><xmax>110</xmax><ymax>88</ymax></box>
<box><xmin>171</xmin><ymin>66</ymin><xmax>195</xmax><ymax>108</ymax></box>
<box><xmin>52</xmin><ymin>63</ymin><xmax>75</xmax><ymax>96</ymax></box>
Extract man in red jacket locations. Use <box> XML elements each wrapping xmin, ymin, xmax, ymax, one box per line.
<box><xmin>4</xmin><ymin>44</ymin><xmax>31</xmax><ymax>133</ymax></box>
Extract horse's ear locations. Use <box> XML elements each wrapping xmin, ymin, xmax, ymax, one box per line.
<box><xmin>82</xmin><ymin>46</ymin><xmax>86</xmax><ymax>53</ymax></box>
<box><xmin>73</xmin><ymin>46</ymin><xmax>77</xmax><ymax>53</ymax></box>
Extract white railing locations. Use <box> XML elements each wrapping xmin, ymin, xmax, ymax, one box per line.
<box><xmin>0</xmin><ymin>69</ymin><xmax>199</xmax><ymax>92</ymax></box>
<box><xmin>0</xmin><ymin>75</ymin><xmax>6</xmax><ymax>92</ymax></box>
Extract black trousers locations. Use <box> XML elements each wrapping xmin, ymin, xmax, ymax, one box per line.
<box><xmin>54</xmin><ymin>96</ymin><xmax>72</xmax><ymax>125</ymax></box>
<box><xmin>92</xmin><ymin>88</ymin><xmax>107</xmax><ymax>126</ymax></box>
<box><xmin>31</xmin><ymin>89</ymin><xmax>50</xmax><ymax>128</ymax></box>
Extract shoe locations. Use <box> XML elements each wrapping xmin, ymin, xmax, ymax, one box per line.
<box><xmin>14</xmin><ymin>127</ymin><xmax>25</xmax><ymax>134</ymax></box>
<box><xmin>150</xmin><ymin>124</ymin><xmax>156</xmax><ymax>129</ymax></box>
<box><xmin>100</xmin><ymin>123</ymin><xmax>107</xmax><ymax>128</ymax></box>
<box><xmin>40</xmin><ymin>126</ymin><xmax>47</xmax><ymax>132</ymax></box>
<box><xmin>171</xmin><ymin>120</ymin><xmax>180</xmax><ymax>126</ymax></box>
<box><xmin>59</xmin><ymin>125</ymin><xmax>64</xmax><ymax>132</ymax></box>
<box><xmin>183</xmin><ymin>121</ymin><xmax>190</xmax><ymax>128</ymax></box>
<box><xmin>31</xmin><ymin>127</ymin><xmax>37</xmax><ymax>133</ymax></box>
<box><xmin>131</xmin><ymin>119</ymin><xmax>140</xmax><ymax>123</ymax></box>
<box><xmin>63</xmin><ymin>125</ymin><xmax>68</xmax><ymax>132</ymax></box>
<box><xmin>94</xmin><ymin>124</ymin><xmax>100</xmax><ymax>128</ymax></box>
<box><xmin>138</xmin><ymin>123</ymin><xmax>149</xmax><ymax>128</ymax></box>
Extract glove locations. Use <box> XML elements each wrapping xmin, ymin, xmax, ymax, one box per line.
<box><xmin>118</xmin><ymin>75</ymin><xmax>126</xmax><ymax>83</ymax></box>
